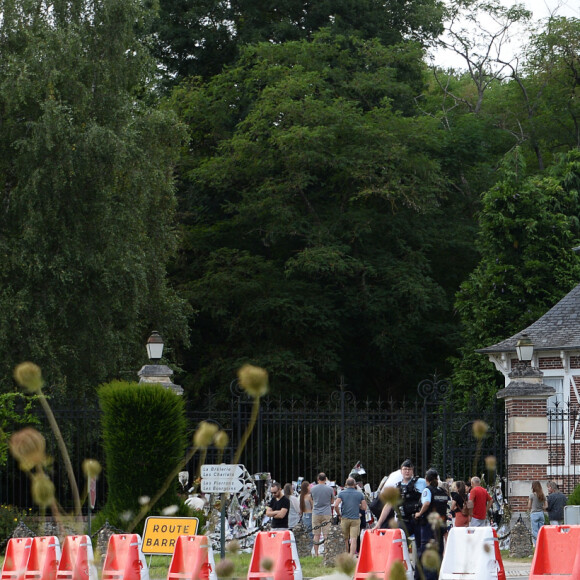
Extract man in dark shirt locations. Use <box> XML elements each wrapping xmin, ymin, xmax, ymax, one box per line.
<box><xmin>266</xmin><ymin>481</ymin><xmax>290</xmax><ymax>529</ymax></box>
<box><xmin>546</xmin><ymin>481</ymin><xmax>567</xmax><ymax>525</ymax></box>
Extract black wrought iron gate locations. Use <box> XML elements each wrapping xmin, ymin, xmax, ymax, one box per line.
<box><xmin>198</xmin><ymin>375</ymin><xmax>507</xmax><ymax>489</ymax></box>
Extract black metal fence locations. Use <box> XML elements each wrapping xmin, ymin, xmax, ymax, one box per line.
<box><xmin>548</xmin><ymin>403</ymin><xmax>580</xmax><ymax>494</ymax></box>
<box><xmin>189</xmin><ymin>377</ymin><xmax>506</xmax><ymax>490</ymax></box>
<box><xmin>0</xmin><ymin>404</ymin><xmax>105</xmax><ymax>513</ymax></box>
<box><xmin>0</xmin><ymin>378</ymin><xmax>507</xmax><ymax>512</ymax></box>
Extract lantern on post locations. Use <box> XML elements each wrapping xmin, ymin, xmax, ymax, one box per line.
<box><xmin>515</xmin><ymin>333</ymin><xmax>534</xmax><ymax>365</ymax></box>
<box><xmin>138</xmin><ymin>331</ymin><xmax>183</xmax><ymax>395</ymax></box>
<box><xmin>146</xmin><ymin>331</ymin><xmax>164</xmax><ymax>363</ymax></box>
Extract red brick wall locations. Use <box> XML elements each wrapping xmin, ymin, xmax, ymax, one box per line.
<box><xmin>510</xmin><ymin>497</ymin><xmax>528</xmax><ymax>511</ymax></box>
<box><xmin>510</xmin><ymin>357</ymin><xmax>565</xmax><ymax>369</ymax></box>
<box><xmin>572</xmin><ymin>377</ymin><xmax>580</xmax><ymax>404</ymax></box>
<box><xmin>539</xmin><ymin>357</ymin><xmax>564</xmax><ymax>370</ymax></box>
<box><xmin>549</xmin><ymin>444</ymin><xmax>565</xmax><ymax>464</ymax></box>
<box><xmin>499</xmin><ymin>371</ymin><xmax>580</xmax><ymax>508</ymax></box>
<box><xmin>550</xmin><ymin>445</ymin><xmax>580</xmax><ymax>464</ymax></box>
<box><xmin>508</xmin><ymin>465</ymin><xmax>547</xmax><ymax>479</ymax></box>
<box><xmin>508</xmin><ymin>433</ymin><xmax>547</xmax><ymax>447</ymax></box>
<box><xmin>505</xmin><ymin>400</ymin><xmax>548</xmax><ymax>416</ymax></box>
<box><xmin>558</xmin><ymin>475</ymin><xmax>579</xmax><ymax>495</ymax></box>
<box><xmin>505</xmin><ymin>396</ymin><xmax>550</xmax><ymax>511</ymax></box>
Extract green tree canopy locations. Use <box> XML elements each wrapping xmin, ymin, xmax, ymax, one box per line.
<box><xmin>452</xmin><ymin>148</ymin><xmax>580</xmax><ymax>408</ymax></box>
<box><xmin>0</xmin><ymin>0</ymin><xmax>189</xmax><ymax>398</ymax></box>
<box><xmin>167</xmin><ymin>33</ymin><xmax>475</xmax><ymax>399</ymax></box>
<box><xmin>148</xmin><ymin>0</ymin><xmax>444</xmax><ymax>83</ymax></box>
<box><xmin>520</xmin><ymin>17</ymin><xmax>580</xmax><ymax>164</ymax></box>
<box><xmin>427</xmin><ymin>14</ymin><xmax>580</xmax><ymax>173</ymax></box>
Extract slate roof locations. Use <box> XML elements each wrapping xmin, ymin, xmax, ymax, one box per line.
<box><xmin>477</xmin><ymin>282</ymin><xmax>580</xmax><ymax>354</ymax></box>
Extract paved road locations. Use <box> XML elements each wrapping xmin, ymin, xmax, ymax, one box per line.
<box><xmin>504</xmin><ymin>561</ymin><xmax>532</xmax><ymax>577</ymax></box>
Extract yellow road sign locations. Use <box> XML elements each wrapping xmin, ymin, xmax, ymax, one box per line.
<box><xmin>142</xmin><ymin>516</ymin><xmax>199</xmax><ymax>555</ymax></box>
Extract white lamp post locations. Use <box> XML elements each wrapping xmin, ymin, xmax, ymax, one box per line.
<box><xmin>516</xmin><ymin>334</ymin><xmax>534</xmax><ymax>364</ymax></box>
<box><xmin>138</xmin><ymin>331</ymin><xmax>183</xmax><ymax>395</ymax></box>
<box><xmin>146</xmin><ymin>331</ymin><xmax>164</xmax><ymax>363</ymax></box>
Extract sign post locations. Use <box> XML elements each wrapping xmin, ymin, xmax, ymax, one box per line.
<box><xmin>200</xmin><ymin>464</ymin><xmax>245</xmax><ymax>493</ymax></box>
<box><xmin>87</xmin><ymin>477</ymin><xmax>97</xmax><ymax>535</ymax></box>
<box><xmin>220</xmin><ymin>494</ymin><xmax>226</xmax><ymax>559</ymax></box>
<box><xmin>201</xmin><ymin>464</ymin><xmax>246</xmax><ymax>557</ymax></box>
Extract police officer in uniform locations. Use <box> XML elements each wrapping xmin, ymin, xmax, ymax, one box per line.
<box><xmin>415</xmin><ymin>468</ymin><xmax>450</xmax><ymax>580</ymax></box>
<box><xmin>374</xmin><ymin>459</ymin><xmax>426</xmax><ymax>545</ymax></box>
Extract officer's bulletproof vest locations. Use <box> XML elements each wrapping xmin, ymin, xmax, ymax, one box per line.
<box><xmin>397</xmin><ymin>476</ymin><xmax>421</xmax><ymax>519</ymax></box>
<box><xmin>428</xmin><ymin>483</ymin><xmax>450</xmax><ymax>518</ymax></box>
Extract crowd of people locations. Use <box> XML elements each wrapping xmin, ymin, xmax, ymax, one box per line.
<box><xmin>265</xmin><ymin>459</ymin><xmax>569</xmax><ymax>571</ymax></box>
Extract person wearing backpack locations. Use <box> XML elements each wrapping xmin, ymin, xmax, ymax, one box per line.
<box><xmin>415</xmin><ymin>469</ymin><xmax>450</xmax><ymax>580</ymax></box>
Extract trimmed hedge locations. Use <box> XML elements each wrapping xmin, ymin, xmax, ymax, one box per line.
<box><xmin>97</xmin><ymin>381</ymin><xmax>187</xmax><ymax>532</ymax></box>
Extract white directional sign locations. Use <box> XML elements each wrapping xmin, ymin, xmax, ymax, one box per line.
<box><xmin>201</xmin><ymin>464</ymin><xmax>246</xmax><ymax>493</ymax></box>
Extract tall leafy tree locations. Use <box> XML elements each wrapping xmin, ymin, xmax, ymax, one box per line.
<box><xmin>148</xmin><ymin>0</ymin><xmax>444</xmax><ymax>83</ymax></box>
<box><xmin>517</xmin><ymin>17</ymin><xmax>580</xmax><ymax>166</ymax></box>
<box><xmin>167</xmin><ymin>33</ymin><xmax>470</xmax><ymax>399</ymax></box>
<box><xmin>452</xmin><ymin>148</ymin><xmax>580</xmax><ymax>408</ymax></box>
<box><xmin>429</xmin><ymin>11</ymin><xmax>580</xmax><ymax>173</ymax></box>
<box><xmin>432</xmin><ymin>0</ymin><xmax>531</xmax><ymax>114</ymax></box>
<box><xmin>0</xmin><ymin>0</ymin><xmax>189</xmax><ymax>398</ymax></box>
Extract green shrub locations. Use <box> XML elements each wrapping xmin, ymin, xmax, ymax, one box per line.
<box><xmin>187</xmin><ymin>508</ymin><xmax>207</xmax><ymax>531</ymax></box>
<box><xmin>0</xmin><ymin>505</ymin><xmax>32</xmax><ymax>542</ymax></box>
<box><xmin>97</xmin><ymin>381</ymin><xmax>187</xmax><ymax>534</ymax></box>
<box><xmin>0</xmin><ymin>393</ymin><xmax>39</xmax><ymax>466</ymax></box>
<box><xmin>568</xmin><ymin>484</ymin><xmax>580</xmax><ymax>505</ymax></box>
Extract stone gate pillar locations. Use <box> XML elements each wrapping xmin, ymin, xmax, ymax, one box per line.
<box><xmin>496</xmin><ymin>364</ymin><xmax>555</xmax><ymax>515</ymax></box>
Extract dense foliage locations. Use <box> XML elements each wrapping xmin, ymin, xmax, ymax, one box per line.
<box><xmin>0</xmin><ymin>504</ymin><xmax>33</xmax><ymax>542</ymax></box>
<box><xmin>148</xmin><ymin>0</ymin><xmax>445</xmax><ymax>84</ymax></box>
<box><xmin>0</xmin><ymin>0</ymin><xmax>578</xmax><ymax>407</ymax></box>
<box><xmin>452</xmin><ymin>149</ymin><xmax>580</xmax><ymax>406</ymax></box>
<box><xmin>97</xmin><ymin>381</ymin><xmax>187</xmax><ymax>532</ymax></box>
<box><xmin>0</xmin><ymin>394</ymin><xmax>39</xmax><ymax>466</ymax></box>
<box><xmin>0</xmin><ymin>0</ymin><xmax>189</xmax><ymax>399</ymax></box>
<box><xmin>167</xmin><ymin>33</ymin><xmax>482</xmax><ymax>398</ymax></box>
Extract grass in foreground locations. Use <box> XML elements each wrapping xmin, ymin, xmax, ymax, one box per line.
<box><xmin>500</xmin><ymin>549</ymin><xmax>534</xmax><ymax>563</ymax></box>
<box><xmin>147</xmin><ymin>552</ymin><xmax>336</xmax><ymax>578</ymax></box>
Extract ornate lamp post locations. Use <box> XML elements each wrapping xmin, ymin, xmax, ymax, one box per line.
<box><xmin>146</xmin><ymin>330</ymin><xmax>164</xmax><ymax>362</ymax></box>
<box><xmin>515</xmin><ymin>334</ymin><xmax>534</xmax><ymax>367</ymax></box>
<box><xmin>496</xmin><ymin>333</ymin><xmax>554</xmax><ymax>518</ymax></box>
<box><xmin>138</xmin><ymin>331</ymin><xmax>183</xmax><ymax>395</ymax></box>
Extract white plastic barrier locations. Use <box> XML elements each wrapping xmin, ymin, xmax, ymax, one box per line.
<box><xmin>439</xmin><ymin>527</ymin><xmax>504</xmax><ymax>580</ymax></box>
<box><xmin>289</xmin><ymin>531</ymin><xmax>303</xmax><ymax>580</ymax></box>
<box><xmin>564</xmin><ymin>506</ymin><xmax>580</xmax><ymax>525</ymax></box>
